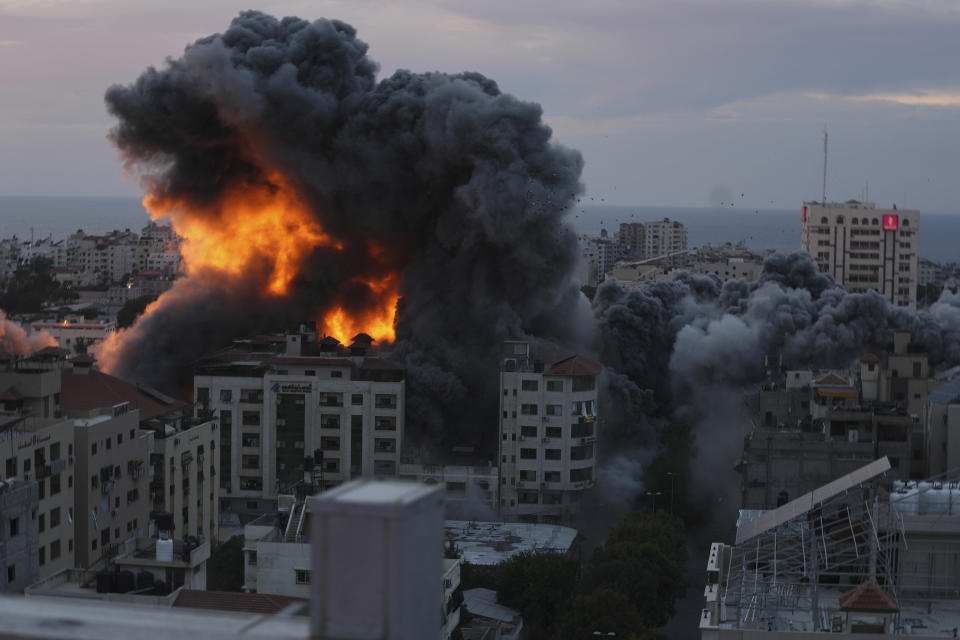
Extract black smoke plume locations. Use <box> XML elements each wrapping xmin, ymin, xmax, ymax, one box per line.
<box><xmin>100</xmin><ymin>11</ymin><xmax>584</xmax><ymax>450</ymax></box>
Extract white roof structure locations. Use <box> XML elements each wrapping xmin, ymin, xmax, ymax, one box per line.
<box><xmin>735</xmin><ymin>457</ymin><xmax>891</xmax><ymax>544</ymax></box>
<box><xmin>463</xmin><ymin>588</ymin><xmax>520</xmax><ymax>623</ymax></box>
<box><xmin>445</xmin><ymin>520</ymin><xmax>578</xmax><ymax>565</ymax></box>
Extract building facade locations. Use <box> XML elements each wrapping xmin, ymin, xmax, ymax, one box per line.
<box><xmin>149</xmin><ymin>420</ymin><xmax>220</xmax><ymax>543</ymax></box>
<box><xmin>193</xmin><ymin>331</ymin><xmax>405</xmax><ymax>520</ymax></box>
<box><xmin>801</xmin><ymin>201</ymin><xmax>919</xmax><ymax>307</ymax></box>
<box><xmin>497</xmin><ymin>341</ymin><xmax>601</xmax><ymax>523</ymax></box>
<box><xmin>72</xmin><ymin>407</ymin><xmax>152</xmax><ymax>569</ymax></box>
<box><xmin>0</xmin><ymin>479</ymin><xmax>39</xmax><ymax>592</ymax></box>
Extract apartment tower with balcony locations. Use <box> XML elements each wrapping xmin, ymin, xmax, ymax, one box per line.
<box><xmin>497</xmin><ymin>340</ymin><xmax>601</xmax><ymax>524</ymax></box>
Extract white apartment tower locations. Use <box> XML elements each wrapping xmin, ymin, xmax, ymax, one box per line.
<box><xmin>497</xmin><ymin>341</ymin><xmax>601</xmax><ymax>524</ymax></box>
<box><xmin>193</xmin><ymin>330</ymin><xmax>405</xmax><ymax>520</ymax></box>
<box><xmin>642</xmin><ymin>218</ymin><xmax>688</xmax><ymax>264</ymax></box>
<box><xmin>801</xmin><ymin>201</ymin><xmax>919</xmax><ymax>308</ymax></box>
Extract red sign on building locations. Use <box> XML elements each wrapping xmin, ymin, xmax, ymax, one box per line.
<box><xmin>882</xmin><ymin>214</ymin><xmax>899</xmax><ymax>231</ymax></box>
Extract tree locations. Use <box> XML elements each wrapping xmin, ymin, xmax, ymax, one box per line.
<box><xmin>116</xmin><ymin>295</ymin><xmax>157</xmax><ymax>329</ymax></box>
<box><xmin>581</xmin><ymin>511</ymin><xmax>687</xmax><ymax>629</ymax></box>
<box><xmin>0</xmin><ymin>257</ymin><xmax>60</xmax><ymax>313</ymax></box>
<box><xmin>495</xmin><ymin>550</ymin><xmax>580</xmax><ymax>639</ymax></box>
<box><xmin>206</xmin><ymin>535</ymin><xmax>244</xmax><ymax>591</ymax></box>
<box><xmin>560</xmin><ymin>587</ymin><xmax>653</xmax><ymax>640</ymax></box>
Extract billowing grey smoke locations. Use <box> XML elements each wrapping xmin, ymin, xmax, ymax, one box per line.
<box><xmin>101</xmin><ymin>11</ymin><xmax>584</xmax><ymax>450</ymax></box>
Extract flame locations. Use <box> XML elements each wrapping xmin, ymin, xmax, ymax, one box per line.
<box><xmin>144</xmin><ymin>174</ymin><xmax>339</xmax><ymax>296</ymax></box>
<box><xmin>322</xmin><ymin>272</ymin><xmax>399</xmax><ymax>344</ymax></box>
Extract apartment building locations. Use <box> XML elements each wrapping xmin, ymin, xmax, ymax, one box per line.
<box><xmin>72</xmin><ymin>407</ymin><xmax>152</xmax><ymax>568</ymax></box>
<box><xmin>149</xmin><ymin>419</ymin><xmax>220</xmax><ymax>542</ymax></box>
<box><xmin>642</xmin><ymin>217</ymin><xmax>688</xmax><ymax>265</ymax></box>
<box><xmin>193</xmin><ymin>330</ymin><xmax>405</xmax><ymax>520</ymax></box>
<box><xmin>1</xmin><ymin>359</ymin><xmax>78</xmax><ymax>580</ymax></box>
<box><xmin>497</xmin><ymin>340</ymin><xmax>601</xmax><ymax>523</ymax></box>
<box><xmin>30</xmin><ymin>317</ymin><xmax>116</xmax><ymax>353</ymax></box>
<box><xmin>577</xmin><ymin>229</ymin><xmax>625</xmax><ymax>286</ymax></box>
<box><xmin>0</xmin><ymin>479</ymin><xmax>39</xmax><ymax>592</ymax></box>
<box><xmin>801</xmin><ymin>200</ymin><xmax>919</xmax><ymax>307</ymax></box>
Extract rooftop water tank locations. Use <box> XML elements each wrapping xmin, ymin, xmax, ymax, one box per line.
<box><xmin>156</xmin><ymin>537</ymin><xmax>174</xmax><ymax>562</ymax></box>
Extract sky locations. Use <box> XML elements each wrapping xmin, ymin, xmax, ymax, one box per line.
<box><xmin>1</xmin><ymin>0</ymin><xmax>959</xmax><ymax>212</ymax></box>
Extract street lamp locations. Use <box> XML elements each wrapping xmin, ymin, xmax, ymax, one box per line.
<box><xmin>645</xmin><ymin>490</ymin><xmax>662</xmax><ymax>512</ymax></box>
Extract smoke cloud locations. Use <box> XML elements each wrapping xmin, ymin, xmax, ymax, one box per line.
<box><xmin>98</xmin><ymin>11</ymin><xmax>584</xmax><ymax>450</ymax></box>
<box><xmin>0</xmin><ymin>309</ymin><xmax>56</xmax><ymax>356</ymax></box>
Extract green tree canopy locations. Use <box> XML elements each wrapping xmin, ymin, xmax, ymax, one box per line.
<box><xmin>495</xmin><ymin>550</ymin><xmax>580</xmax><ymax>640</ymax></box>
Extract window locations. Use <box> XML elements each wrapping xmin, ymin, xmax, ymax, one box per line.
<box><xmin>545</xmin><ymin>449</ymin><xmax>562</xmax><ymax>461</ymax></box>
<box><xmin>91</xmin><ymin>475</ymin><xmax>98</xmax><ymax>489</ymax></box>
<box><xmin>9</xmin><ymin>516</ymin><xmax>19</xmax><ymax>537</ymax></box>
<box><xmin>572</xmin><ymin>376</ymin><xmax>595</xmax><ymax>391</ymax></box>
<box><xmin>117</xmin><ymin>433</ymin><xmax>123</xmax><ymax>445</ymax></box>
<box><xmin>240</xmin><ymin>389</ymin><xmax>263</xmax><ymax>403</ymax></box>
<box><xmin>242</xmin><ymin>433</ymin><xmax>260</xmax><ymax>447</ymax></box>
<box><xmin>295</xmin><ymin>569</ymin><xmax>312</xmax><ymax>585</ymax></box>
<box><xmin>374</xmin><ymin>460</ymin><xmax>396</xmax><ymax>475</ymax></box>
<box><xmin>51</xmin><ymin>473</ymin><xmax>61</xmax><ymax>495</ymax></box>
<box><xmin>519</xmin><ymin>470</ymin><xmax>536</xmax><ymax>482</ymax></box>
<box><xmin>246</xmin><ymin>501</ymin><xmax>258</xmax><ymax>510</ymax></box>
<box><xmin>38</xmin><ymin>478</ymin><xmax>45</xmax><ymax>499</ymax></box>
<box><xmin>521</xmin><ymin>379</ymin><xmax>538</xmax><ymax>391</ymax></box>
<box><xmin>520</xmin><ymin>404</ymin><xmax>538</xmax><ymax>416</ymax></box>
<box><xmin>220</xmin><ymin>389</ymin><xmax>233</xmax><ymax>402</ymax></box>
<box><xmin>520</xmin><ymin>425</ymin><xmax>537</xmax><ymax>438</ymax></box>
<box><xmin>7</xmin><ymin>565</ymin><xmax>14</xmax><ymax>582</ymax></box>
<box><xmin>68</xmin><ymin>539</ymin><xmax>73</xmax><ymax>552</ymax></box>
<box><xmin>570</xmin><ymin>444</ymin><xmax>594</xmax><ymax>460</ymax></box>
<box><xmin>50</xmin><ymin>442</ymin><xmax>61</xmax><ymax>461</ymax></box>
<box><xmin>330</xmin><ymin>370</ymin><xmax>342</xmax><ymax>378</ymax></box>
<box><xmin>248</xmin><ymin>551</ymin><xmax>258</xmax><ymax>566</ymax></box>
<box><xmin>375</xmin><ymin>394</ymin><xmax>397</xmax><ymax>409</ymax></box>
<box><xmin>4</xmin><ymin>457</ymin><xmax>14</xmax><ymax>479</ymax></box>
<box><xmin>374</xmin><ymin>438</ymin><xmax>396</xmax><ymax>453</ymax></box>
<box><xmin>242</xmin><ymin>455</ymin><xmax>260</xmax><ymax>469</ymax></box>
<box><xmin>50</xmin><ymin>539</ymin><xmax>61</xmax><ymax>560</ymax></box>
<box><xmin>106</xmin><ymin>437</ymin><xmax>111</xmax><ymax>450</ymax></box>
<box><xmin>545</xmin><ymin>426</ymin><xmax>562</xmax><ymax>438</ymax></box>
<box><xmin>321</xmin><ymin>414</ymin><xmax>340</xmax><ymax>429</ymax></box>
<box><xmin>68</xmin><ymin>475</ymin><xmax>73</xmax><ymax>489</ymax></box>
<box><xmin>320</xmin><ymin>436</ymin><xmax>341</xmax><ymax>451</ymax></box>
<box><xmin>375</xmin><ymin>416</ymin><xmax>397</xmax><ymax>430</ymax></box>
<box><xmin>545</xmin><ymin>404</ymin><xmax>562</xmax><ymax>416</ymax></box>
<box><xmin>38</xmin><ymin>514</ymin><xmax>45</xmax><ymax>534</ymax></box>
<box><xmin>39</xmin><ymin>546</ymin><xmax>45</xmax><ymax>566</ymax></box>
<box><xmin>91</xmin><ymin>443</ymin><xmax>97</xmax><ymax>455</ymax></box>
<box><xmin>241</xmin><ymin>411</ymin><xmax>260</xmax><ymax>426</ymax></box>
<box><xmin>520</xmin><ymin>448</ymin><xmax>537</xmax><ymax>460</ymax></box>
<box><xmin>351</xmin><ymin>394</ymin><xmax>363</xmax><ymax>406</ymax></box>
<box><xmin>570</xmin><ymin>467</ymin><xmax>593</xmax><ymax>482</ymax></box>
<box><xmin>546</xmin><ymin>380</ymin><xmax>563</xmax><ymax>392</ymax></box>
<box><xmin>50</xmin><ymin>507</ymin><xmax>60</xmax><ymax>528</ymax></box>
<box><xmin>544</xmin><ymin>471</ymin><xmax>561</xmax><ymax>483</ymax></box>
<box><xmin>129</xmin><ymin>429</ymin><xmax>135</xmax><ymax>441</ymax></box>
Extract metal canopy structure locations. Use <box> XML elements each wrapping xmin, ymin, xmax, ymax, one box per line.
<box><xmin>720</xmin><ymin>457</ymin><xmax>901</xmax><ymax>632</ymax></box>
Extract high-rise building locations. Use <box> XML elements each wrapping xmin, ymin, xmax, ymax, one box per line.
<box><xmin>642</xmin><ymin>218</ymin><xmax>688</xmax><ymax>265</ymax></box>
<box><xmin>801</xmin><ymin>201</ymin><xmax>919</xmax><ymax>308</ymax></box>
<box><xmin>497</xmin><ymin>340</ymin><xmax>601</xmax><ymax>523</ymax></box>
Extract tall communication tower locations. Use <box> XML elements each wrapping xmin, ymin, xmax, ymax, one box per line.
<box><xmin>821</xmin><ymin>127</ymin><xmax>828</xmax><ymax>204</ymax></box>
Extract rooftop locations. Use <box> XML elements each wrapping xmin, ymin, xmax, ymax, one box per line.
<box><xmin>60</xmin><ymin>368</ymin><xmax>188</xmax><ymax>421</ymax></box>
<box><xmin>445</xmin><ymin>520</ymin><xmax>578</xmax><ymax>565</ymax></box>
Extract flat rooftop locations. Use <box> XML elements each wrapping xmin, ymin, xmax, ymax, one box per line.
<box><xmin>445</xmin><ymin>520</ymin><xmax>578</xmax><ymax>565</ymax></box>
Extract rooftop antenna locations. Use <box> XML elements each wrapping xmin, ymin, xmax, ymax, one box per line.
<box><xmin>821</xmin><ymin>127</ymin><xmax>828</xmax><ymax>204</ymax></box>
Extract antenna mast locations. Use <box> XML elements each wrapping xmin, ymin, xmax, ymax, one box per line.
<box><xmin>821</xmin><ymin>127</ymin><xmax>828</xmax><ymax>204</ymax></box>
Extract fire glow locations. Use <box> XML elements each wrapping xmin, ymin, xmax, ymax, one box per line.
<box><xmin>95</xmin><ymin>173</ymin><xmax>401</xmax><ymax>372</ymax></box>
